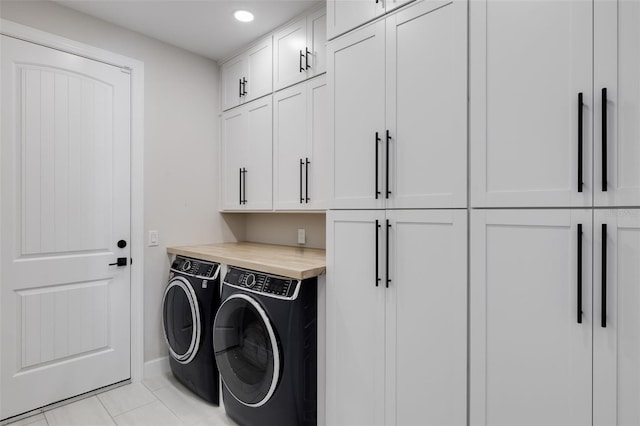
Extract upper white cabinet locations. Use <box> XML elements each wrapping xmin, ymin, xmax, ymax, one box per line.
<box><xmin>273</xmin><ymin>8</ymin><xmax>327</xmax><ymax>91</ymax></box>
<box><xmin>471</xmin><ymin>0</ymin><xmax>640</xmax><ymax>208</ymax></box>
<box><xmin>326</xmin><ymin>0</ymin><xmax>414</xmax><ymax>40</ymax></box>
<box><xmin>221</xmin><ymin>96</ymin><xmax>273</xmax><ymax>211</ymax></box>
<box><xmin>221</xmin><ymin>37</ymin><xmax>273</xmax><ymax>111</ymax></box>
<box><xmin>470</xmin><ymin>209</ymin><xmax>593</xmax><ymax>425</ymax></box>
<box><xmin>328</xmin><ymin>0</ymin><xmax>467</xmax><ymax>209</ymax></box>
<box><xmin>327</xmin><ymin>209</ymin><xmax>467</xmax><ymax>426</ymax></box>
<box><xmin>274</xmin><ymin>76</ymin><xmax>328</xmax><ymax>210</ymax></box>
<box><xmin>594</xmin><ymin>1</ymin><xmax>640</xmax><ymax>207</ymax></box>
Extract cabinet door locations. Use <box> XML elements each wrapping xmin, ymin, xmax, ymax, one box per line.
<box><xmin>384</xmin><ymin>0</ymin><xmax>414</xmax><ymax>14</ymax></box>
<box><xmin>594</xmin><ymin>1</ymin><xmax>640</xmax><ymax>207</ymax></box>
<box><xmin>306</xmin><ymin>76</ymin><xmax>328</xmax><ymax>210</ymax></box>
<box><xmin>327</xmin><ymin>0</ymin><xmax>385</xmax><ymax>40</ymax></box>
<box><xmin>244</xmin><ymin>97</ymin><xmax>273</xmax><ymax>210</ymax></box>
<box><xmin>328</xmin><ymin>21</ymin><xmax>385</xmax><ymax>209</ymax></box>
<box><xmin>470</xmin><ymin>0</ymin><xmax>593</xmax><ymax>207</ymax></box>
<box><xmin>470</xmin><ymin>209</ymin><xmax>592</xmax><ymax>426</ymax></box>
<box><xmin>274</xmin><ymin>83</ymin><xmax>307</xmax><ymax>210</ymax></box>
<box><xmin>326</xmin><ymin>210</ymin><xmax>385</xmax><ymax>426</ymax></box>
<box><xmin>221</xmin><ymin>108</ymin><xmax>247</xmax><ymax>210</ymax></box>
<box><xmin>273</xmin><ymin>17</ymin><xmax>307</xmax><ymax>91</ymax></box>
<box><xmin>594</xmin><ymin>210</ymin><xmax>640</xmax><ymax>426</ymax></box>
<box><xmin>307</xmin><ymin>8</ymin><xmax>327</xmax><ymax>77</ymax></box>
<box><xmin>385</xmin><ymin>210</ymin><xmax>466</xmax><ymax>426</ymax></box>
<box><xmin>245</xmin><ymin>37</ymin><xmax>273</xmax><ymax>103</ymax></box>
<box><xmin>386</xmin><ymin>0</ymin><xmax>466</xmax><ymax>209</ymax></box>
<box><xmin>221</xmin><ymin>55</ymin><xmax>244</xmax><ymax>111</ymax></box>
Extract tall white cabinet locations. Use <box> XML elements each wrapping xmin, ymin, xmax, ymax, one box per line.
<box><xmin>326</xmin><ymin>1</ymin><xmax>468</xmax><ymax>425</ymax></box>
<box><xmin>328</xmin><ymin>0</ymin><xmax>466</xmax><ymax>210</ymax></box>
<box><xmin>327</xmin><ymin>210</ymin><xmax>467</xmax><ymax>426</ymax></box>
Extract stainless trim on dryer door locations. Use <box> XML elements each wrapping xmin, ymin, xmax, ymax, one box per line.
<box><xmin>213</xmin><ymin>293</ymin><xmax>281</xmax><ymax>408</ymax></box>
<box><xmin>162</xmin><ymin>276</ymin><xmax>201</xmax><ymax>364</ymax></box>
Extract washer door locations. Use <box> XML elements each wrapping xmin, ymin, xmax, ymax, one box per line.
<box><xmin>162</xmin><ymin>276</ymin><xmax>201</xmax><ymax>364</ymax></box>
<box><xmin>213</xmin><ymin>294</ymin><xmax>280</xmax><ymax>407</ymax></box>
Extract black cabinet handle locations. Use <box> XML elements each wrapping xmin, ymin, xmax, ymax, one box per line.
<box><xmin>305</xmin><ymin>48</ymin><xmax>311</xmax><ymax>70</ymax></box>
<box><xmin>375</xmin><ymin>132</ymin><xmax>381</xmax><ymax>199</ymax></box>
<box><xmin>602</xmin><ymin>88</ymin><xmax>608</xmax><ymax>192</ymax></box>
<box><xmin>239</xmin><ymin>168</ymin><xmax>243</xmax><ymax>205</ymax></box>
<box><xmin>242</xmin><ymin>168</ymin><xmax>247</xmax><ymax>204</ymax></box>
<box><xmin>386</xmin><ymin>220</ymin><xmax>391</xmax><ymax>288</ymax></box>
<box><xmin>578</xmin><ymin>93</ymin><xmax>584</xmax><ymax>193</ymax></box>
<box><xmin>239</xmin><ymin>78</ymin><xmax>242</xmax><ymax>97</ymax></box>
<box><xmin>386</xmin><ymin>130</ymin><xmax>392</xmax><ymax>199</ymax></box>
<box><xmin>299</xmin><ymin>50</ymin><xmax>304</xmax><ymax>72</ymax></box>
<box><xmin>601</xmin><ymin>223</ymin><xmax>607</xmax><ymax>328</ymax></box>
<box><xmin>375</xmin><ymin>220</ymin><xmax>381</xmax><ymax>287</ymax></box>
<box><xmin>242</xmin><ymin>78</ymin><xmax>248</xmax><ymax>96</ymax></box>
<box><xmin>299</xmin><ymin>159</ymin><xmax>304</xmax><ymax>204</ymax></box>
<box><xmin>577</xmin><ymin>223</ymin><xmax>583</xmax><ymax>324</ymax></box>
<box><xmin>305</xmin><ymin>157</ymin><xmax>310</xmax><ymax>202</ymax></box>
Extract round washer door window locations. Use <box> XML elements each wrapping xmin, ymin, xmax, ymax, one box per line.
<box><xmin>213</xmin><ymin>294</ymin><xmax>280</xmax><ymax>407</ymax></box>
<box><xmin>162</xmin><ymin>276</ymin><xmax>201</xmax><ymax>364</ymax></box>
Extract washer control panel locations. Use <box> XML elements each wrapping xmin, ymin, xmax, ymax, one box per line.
<box><xmin>171</xmin><ymin>256</ymin><xmax>220</xmax><ymax>279</ymax></box>
<box><xmin>224</xmin><ymin>267</ymin><xmax>299</xmax><ymax>299</ymax></box>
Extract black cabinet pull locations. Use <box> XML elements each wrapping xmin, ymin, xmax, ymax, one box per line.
<box><xmin>305</xmin><ymin>48</ymin><xmax>311</xmax><ymax>70</ymax></box>
<box><xmin>602</xmin><ymin>88</ymin><xmax>608</xmax><ymax>192</ymax></box>
<box><xmin>239</xmin><ymin>168</ymin><xmax>243</xmax><ymax>205</ymax></box>
<box><xmin>375</xmin><ymin>132</ymin><xmax>381</xmax><ymax>199</ymax></box>
<box><xmin>601</xmin><ymin>223</ymin><xmax>607</xmax><ymax>328</ymax></box>
<box><xmin>386</xmin><ymin>220</ymin><xmax>391</xmax><ymax>288</ymax></box>
<box><xmin>299</xmin><ymin>50</ymin><xmax>304</xmax><ymax>72</ymax></box>
<box><xmin>578</xmin><ymin>93</ymin><xmax>584</xmax><ymax>193</ymax></box>
<box><xmin>386</xmin><ymin>130</ymin><xmax>392</xmax><ymax>199</ymax></box>
<box><xmin>577</xmin><ymin>223</ymin><xmax>583</xmax><ymax>324</ymax></box>
<box><xmin>239</xmin><ymin>78</ymin><xmax>242</xmax><ymax>97</ymax></box>
<box><xmin>375</xmin><ymin>220</ymin><xmax>381</xmax><ymax>287</ymax></box>
<box><xmin>242</xmin><ymin>77</ymin><xmax>248</xmax><ymax>96</ymax></box>
<box><xmin>299</xmin><ymin>159</ymin><xmax>304</xmax><ymax>204</ymax></box>
<box><xmin>305</xmin><ymin>157</ymin><xmax>310</xmax><ymax>202</ymax></box>
<box><xmin>242</xmin><ymin>168</ymin><xmax>247</xmax><ymax>204</ymax></box>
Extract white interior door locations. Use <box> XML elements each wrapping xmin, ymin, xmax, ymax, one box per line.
<box><xmin>470</xmin><ymin>0</ymin><xmax>593</xmax><ymax>207</ymax></box>
<box><xmin>470</xmin><ymin>209</ymin><xmax>592</xmax><ymax>426</ymax></box>
<box><xmin>594</xmin><ymin>0</ymin><xmax>640</xmax><ymax>207</ymax></box>
<box><xmin>1</xmin><ymin>36</ymin><xmax>131</xmax><ymax>420</ymax></box>
<box><xmin>385</xmin><ymin>209</ymin><xmax>467</xmax><ymax>426</ymax></box>
<box><xmin>386</xmin><ymin>0</ymin><xmax>467</xmax><ymax>209</ymax></box>
<box><xmin>594</xmin><ymin>209</ymin><xmax>640</xmax><ymax>426</ymax></box>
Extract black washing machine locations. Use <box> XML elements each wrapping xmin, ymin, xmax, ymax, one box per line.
<box><xmin>162</xmin><ymin>255</ymin><xmax>221</xmax><ymax>404</ymax></box>
<box><xmin>213</xmin><ymin>266</ymin><xmax>317</xmax><ymax>426</ymax></box>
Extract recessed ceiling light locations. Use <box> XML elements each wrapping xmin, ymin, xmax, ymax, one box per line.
<box><xmin>234</xmin><ymin>10</ymin><xmax>254</xmax><ymax>23</ymax></box>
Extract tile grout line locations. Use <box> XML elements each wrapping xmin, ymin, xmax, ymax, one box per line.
<box><xmin>93</xmin><ymin>396</ymin><xmax>117</xmax><ymax>426</ymax></box>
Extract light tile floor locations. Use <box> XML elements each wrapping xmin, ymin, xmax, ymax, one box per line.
<box><xmin>6</xmin><ymin>373</ymin><xmax>237</xmax><ymax>426</ymax></box>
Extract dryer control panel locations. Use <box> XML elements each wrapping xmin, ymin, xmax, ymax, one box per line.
<box><xmin>171</xmin><ymin>256</ymin><xmax>220</xmax><ymax>279</ymax></box>
<box><xmin>223</xmin><ymin>267</ymin><xmax>300</xmax><ymax>300</ymax></box>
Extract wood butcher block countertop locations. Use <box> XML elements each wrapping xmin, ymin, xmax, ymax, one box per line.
<box><xmin>166</xmin><ymin>242</ymin><xmax>326</xmax><ymax>280</ymax></box>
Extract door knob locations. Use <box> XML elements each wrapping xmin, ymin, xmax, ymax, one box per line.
<box><xmin>109</xmin><ymin>257</ymin><xmax>128</xmax><ymax>267</ymax></box>
<box><xmin>117</xmin><ymin>240</ymin><xmax>127</xmax><ymax>248</ymax></box>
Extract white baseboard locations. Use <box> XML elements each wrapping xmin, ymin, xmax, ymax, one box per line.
<box><xmin>143</xmin><ymin>356</ymin><xmax>170</xmax><ymax>379</ymax></box>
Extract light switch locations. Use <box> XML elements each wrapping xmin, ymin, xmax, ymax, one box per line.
<box><xmin>148</xmin><ymin>230</ymin><xmax>159</xmax><ymax>247</ymax></box>
<box><xmin>297</xmin><ymin>228</ymin><xmax>306</xmax><ymax>245</ymax></box>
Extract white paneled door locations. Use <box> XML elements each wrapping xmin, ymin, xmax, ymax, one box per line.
<box><xmin>470</xmin><ymin>209</ymin><xmax>592</xmax><ymax>426</ymax></box>
<box><xmin>1</xmin><ymin>36</ymin><xmax>131</xmax><ymax>420</ymax></box>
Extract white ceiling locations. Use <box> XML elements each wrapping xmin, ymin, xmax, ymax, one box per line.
<box><xmin>52</xmin><ymin>0</ymin><xmax>322</xmax><ymax>62</ymax></box>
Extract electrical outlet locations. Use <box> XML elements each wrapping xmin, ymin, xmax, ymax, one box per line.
<box><xmin>148</xmin><ymin>230</ymin><xmax>159</xmax><ymax>247</ymax></box>
<box><xmin>297</xmin><ymin>228</ymin><xmax>306</xmax><ymax>245</ymax></box>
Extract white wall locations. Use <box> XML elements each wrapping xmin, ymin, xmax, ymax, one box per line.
<box><xmin>0</xmin><ymin>0</ymin><xmax>242</xmax><ymax>362</ymax></box>
<box><xmin>243</xmin><ymin>213</ymin><xmax>326</xmax><ymax>249</ymax></box>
